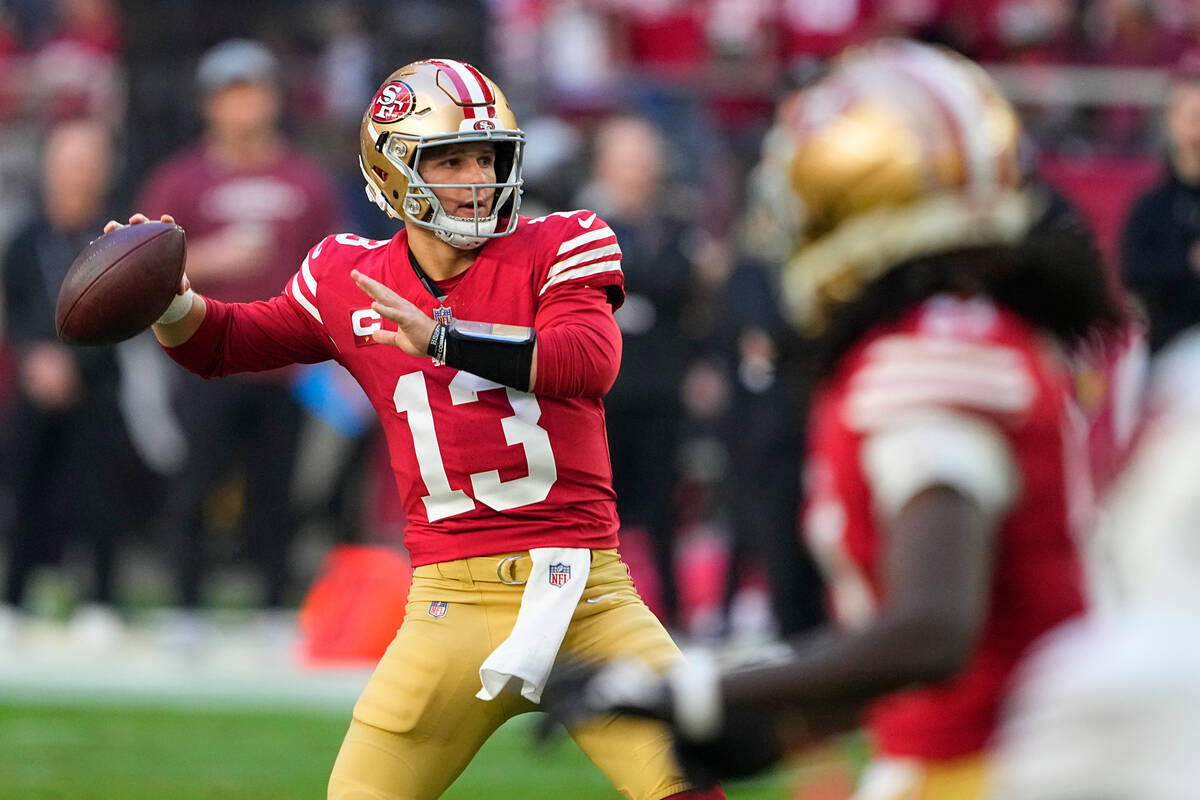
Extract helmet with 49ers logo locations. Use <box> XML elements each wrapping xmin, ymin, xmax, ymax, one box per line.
<box><xmin>359</xmin><ymin>59</ymin><xmax>524</xmax><ymax>249</ymax></box>
<box><xmin>776</xmin><ymin>39</ymin><xmax>1030</xmax><ymax>333</ymax></box>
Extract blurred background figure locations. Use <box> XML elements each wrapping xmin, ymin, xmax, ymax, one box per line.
<box><xmin>0</xmin><ymin>118</ymin><xmax>133</xmax><ymax>646</ymax></box>
<box><xmin>989</xmin><ymin>325</ymin><xmax>1200</xmax><ymax>800</ymax></box>
<box><xmin>575</xmin><ymin>114</ymin><xmax>695</xmax><ymax>629</ymax></box>
<box><xmin>28</xmin><ymin>0</ymin><xmax>124</xmax><ymax>127</ymax></box>
<box><xmin>135</xmin><ymin>38</ymin><xmax>342</xmax><ymax>630</ymax></box>
<box><xmin>1121</xmin><ymin>49</ymin><xmax>1200</xmax><ymax>355</ymax></box>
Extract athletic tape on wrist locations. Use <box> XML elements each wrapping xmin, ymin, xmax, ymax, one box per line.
<box><xmin>156</xmin><ymin>289</ymin><xmax>195</xmax><ymax>325</ymax></box>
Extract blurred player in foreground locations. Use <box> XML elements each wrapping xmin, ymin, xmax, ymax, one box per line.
<box><xmin>540</xmin><ymin>39</ymin><xmax>1126</xmax><ymax>799</ymax></box>
<box><xmin>110</xmin><ymin>58</ymin><xmax>721</xmax><ymax>800</ymax></box>
<box><xmin>988</xmin><ymin>329</ymin><xmax>1200</xmax><ymax>800</ymax></box>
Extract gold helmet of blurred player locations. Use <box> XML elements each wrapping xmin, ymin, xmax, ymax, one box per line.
<box><xmin>775</xmin><ymin>39</ymin><xmax>1032</xmax><ymax>333</ymax></box>
<box><xmin>359</xmin><ymin>59</ymin><xmax>524</xmax><ymax>249</ymax></box>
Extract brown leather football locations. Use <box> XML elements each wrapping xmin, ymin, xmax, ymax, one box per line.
<box><xmin>55</xmin><ymin>221</ymin><xmax>187</xmax><ymax>346</ymax></box>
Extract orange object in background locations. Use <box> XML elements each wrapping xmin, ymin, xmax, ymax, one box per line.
<box><xmin>298</xmin><ymin>544</ymin><xmax>411</xmax><ymax>666</ymax></box>
<box><xmin>788</xmin><ymin>742</ymin><xmax>858</xmax><ymax>800</ymax></box>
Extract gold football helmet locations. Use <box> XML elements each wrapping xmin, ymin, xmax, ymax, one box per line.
<box><xmin>777</xmin><ymin>39</ymin><xmax>1032</xmax><ymax>333</ymax></box>
<box><xmin>359</xmin><ymin>59</ymin><xmax>524</xmax><ymax>249</ymax></box>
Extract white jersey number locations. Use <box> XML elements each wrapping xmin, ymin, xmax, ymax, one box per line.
<box><xmin>392</xmin><ymin>370</ymin><xmax>558</xmax><ymax>521</ymax></box>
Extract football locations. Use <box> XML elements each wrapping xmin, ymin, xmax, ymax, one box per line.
<box><xmin>55</xmin><ymin>221</ymin><xmax>187</xmax><ymax>346</ymax></box>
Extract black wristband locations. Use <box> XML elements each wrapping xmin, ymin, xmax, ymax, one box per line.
<box><xmin>432</xmin><ymin>319</ymin><xmax>536</xmax><ymax>392</ymax></box>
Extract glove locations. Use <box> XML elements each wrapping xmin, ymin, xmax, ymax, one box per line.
<box><xmin>538</xmin><ymin>657</ymin><xmax>673</xmax><ymax>731</ymax></box>
<box><xmin>539</xmin><ymin>652</ymin><xmax>784</xmax><ymax>787</ymax></box>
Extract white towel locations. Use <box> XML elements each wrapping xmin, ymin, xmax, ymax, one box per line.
<box><xmin>476</xmin><ymin>547</ymin><xmax>591</xmax><ymax>704</ymax></box>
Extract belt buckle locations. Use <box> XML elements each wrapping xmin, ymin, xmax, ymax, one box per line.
<box><xmin>496</xmin><ymin>554</ymin><xmax>527</xmax><ymax>585</ymax></box>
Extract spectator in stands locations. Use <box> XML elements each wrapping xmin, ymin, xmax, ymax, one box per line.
<box><xmin>708</xmin><ymin>107</ymin><xmax>828</xmax><ymax>638</ymax></box>
<box><xmin>0</xmin><ymin>6</ymin><xmax>21</xmax><ymax>119</ymax></box>
<box><xmin>574</xmin><ymin>114</ymin><xmax>695</xmax><ymax>627</ymax></box>
<box><xmin>136</xmin><ymin>39</ymin><xmax>341</xmax><ymax>623</ymax></box>
<box><xmin>713</xmin><ymin>264</ymin><xmax>825</xmax><ymax>640</ymax></box>
<box><xmin>1121</xmin><ymin>51</ymin><xmax>1200</xmax><ymax>353</ymax></box>
<box><xmin>0</xmin><ymin>118</ymin><xmax>130</xmax><ymax>644</ymax></box>
<box><xmin>29</xmin><ymin>0</ymin><xmax>124</xmax><ymax>126</ymax></box>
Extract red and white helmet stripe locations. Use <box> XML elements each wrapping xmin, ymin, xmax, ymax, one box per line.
<box><xmin>885</xmin><ymin>41</ymin><xmax>1000</xmax><ymax>200</ymax></box>
<box><xmin>428</xmin><ymin>59</ymin><xmax>497</xmax><ymax>120</ymax></box>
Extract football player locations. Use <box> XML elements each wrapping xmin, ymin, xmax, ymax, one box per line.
<box><xmin>538</xmin><ymin>39</ymin><xmax>1127</xmax><ymax>800</ymax></box>
<box><xmin>111</xmin><ymin>59</ymin><xmax>723</xmax><ymax>800</ymax></box>
<box><xmin>989</xmin><ymin>328</ymin><xmax>1200</xmax><ymax>800</ymax></box>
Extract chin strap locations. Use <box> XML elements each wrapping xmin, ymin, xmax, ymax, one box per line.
<box><xmin>427</xmin><ymin>198</ymin><xmax>500</xmax><ymax>249</ymax></box>
<box><xmin>434</xmin><ymin>227</ymin><xmax>489</xmax><ymax>250</ymax></box>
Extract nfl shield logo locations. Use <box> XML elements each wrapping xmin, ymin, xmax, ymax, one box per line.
<box><xmin>548</xmin><ymin>563</ymin><xmax>570</xmax><ymax>588</ymax></box>
<box><xmin>433</xmin><ymin>306</ymin><xmax>453</xmax><ymax>324</ymax></box>
<box><xmin>427</xmin><ymin>601</ymin><xmax>448</xmax><ymax>618</ymax></box>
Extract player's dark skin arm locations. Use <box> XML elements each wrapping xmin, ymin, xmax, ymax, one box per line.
<box><xmin>721</xmin><ymin>485</ymin><xmax>998</xmax><ymax>746</ymax></box>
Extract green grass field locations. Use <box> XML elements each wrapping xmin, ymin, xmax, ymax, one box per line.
<box><xmin>0</xmin><ymin>702</ymin><xmax>794</xmax><ymax>799</ymax></box>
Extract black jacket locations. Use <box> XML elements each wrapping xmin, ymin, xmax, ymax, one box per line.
<box><xmin>3</xmin><ymin>215</ymin><xmax>121</xmax><ymax>392</ymax></box>
<box><xmin>1120</xmin><ymin>163</ymin><xmax>1200</xmax><ymax>352</ymax></box>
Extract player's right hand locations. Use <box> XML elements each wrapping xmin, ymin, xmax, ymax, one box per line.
<box><xmin>102</xmin><ymin>213</ymin><xmax>190</xmax><ymax>296</ymax></box>
<box><xmin>103</xmin><ymin>212</ymin><xmax>176</xmax><ymax>234</ymax></box>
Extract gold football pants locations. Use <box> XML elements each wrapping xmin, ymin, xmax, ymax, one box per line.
<box><xmin>327</xmin><ymin>548</ymin><xmax>692</xmax><ymax>800</ymax></box>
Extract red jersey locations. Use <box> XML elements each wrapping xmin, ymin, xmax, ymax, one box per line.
<box><xmin>803</xmin><ymin>295</ymin><xmax>1089</xmax><ymax>759</ymax></box>
<box><xmin>165</xmin><ymin>210</ymin><xmax>625</xmax><ymax>566</ymax></box>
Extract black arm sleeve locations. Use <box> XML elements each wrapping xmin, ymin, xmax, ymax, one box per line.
<box><xmin>427</xmin><ymin>320</ymin><xmax>536</xmax><ymax>392</ymax></box>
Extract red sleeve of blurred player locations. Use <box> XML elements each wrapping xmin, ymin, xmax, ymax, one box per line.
<box><xmin>163</xmin><ymin>293</ymin><xmax>336</xmax><ymax>377</ymax></box>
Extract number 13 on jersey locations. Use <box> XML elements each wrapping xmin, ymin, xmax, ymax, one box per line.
<box><xmin>393</xmin><ymin>370</ymin><xmax>558</xmax><ymax>521</ymax></box>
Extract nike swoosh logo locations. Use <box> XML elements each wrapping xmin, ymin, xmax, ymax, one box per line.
<box><xmin>585</xmin><ymin>592</ymin><xmax>619</xmax><ymax>604</ymax></box>
<box><xmin>577</xmin><ymin>213</ymin><xmax>597</xmax><ymax>228</ymax></box>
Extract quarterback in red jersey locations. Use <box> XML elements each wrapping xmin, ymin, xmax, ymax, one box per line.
<box><xmin>112</xmin><ymin>58</ymin><xmax>722</xmax><ymax>800</ymax></box>
<box><xmin>539</xmin><ymin>40</ymin><xmax>1126</xmax><ymax>799</ymax></box>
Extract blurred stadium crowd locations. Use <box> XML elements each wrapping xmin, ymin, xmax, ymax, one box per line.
<box><xmin>0</xmin><ymin>0</ymin><xmax>1193</xmax><ymax>655</ymax></box>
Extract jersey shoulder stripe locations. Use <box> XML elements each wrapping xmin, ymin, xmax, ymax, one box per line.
<box><xmin>284</xmin><ymin>234</ymin><xmax>347</xmax><ymax>326</ymax></box>
<box><xmin>844</xmin><ymin>333</ymin><xmax>1036</xmax><ymax>431</ymax></box>
<box><xmin>541</xmin><ymin>261</ymin><xmax>624</xmax><ymax>295</ymax></box>
<box><xmin>545</xmin><ymin>243</ymin><xmax>622</xmax><ymax>280</ymax></box>
<box><xmin>556</xmin><ymin>225</ymin><xmax>616</xmax><ymax>256</ymax></box>
<box><xmin>288</xmin><ymin>270</ymin><xmax>323</xmax><ymax>324</ymax></box>
<box><xmin>524</xmin><ymin>210</ymin><xmax>623</xmax><ymax>296</ymax></box>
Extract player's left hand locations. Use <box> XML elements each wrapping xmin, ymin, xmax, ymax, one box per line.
<box><xmin>538</xmin><ymin>654</ymin><xmax>784</xmax><ymax>788</ymax></box>
<box><xmin>351</xmin><ymin>270</ymin><xmax>437</xmax><ymax>357</ymax></box>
